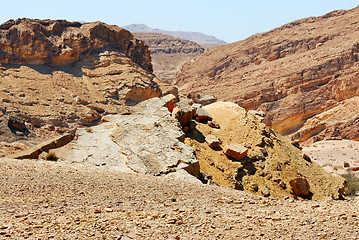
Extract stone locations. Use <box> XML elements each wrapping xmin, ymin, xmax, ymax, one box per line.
<box><xmin>344</xmin><ymin>162</ymin><xmax>350</xmax><ymax>168</ymax></box>
<box><xmin>248</xmin><ymin>110</ymin><xmax>265</xmax><ymax>121</ymax></box>
<box><xmin>196</xmin><ymin>108</ymin><xmax>213</xmax><ymax>122</ymax></box>
<box><xmin>162</xmin><ymin>94</ymin><xmax>177</xmax><ymax>113</ymax></box>
<box><xmin>289</xmin><ymin>178</ymin><xmax>310</xmax><ymax>197</ymax></box>
<box><xmin>224</xmin><ymin>143</ymin><xmax>248</xmax><ymax>161</ymax></box>
<box><xmin>205</xmin><ymin>135</ymin><xmax>221</xmax><ymax>148</ymax></box>
<box><xmin>6</xmin><ymin>134</ymin><xmax>74</xmax><ymax>159</ymax></box>
<box><xmin>7</xmin><ymin>116</ymin><xmax>28</xmax><ymax>132</ymax></box>
<box><xmin>261</xmin><ymin>186</ymin><xmax>270</xmax><ymax>197</ymax></box>
<box><xmin>191</xmin><ymin>94</ymin><xmax>217</xmax><ymax>105</ymax></box>
<box><xmin>192</xmin><ymin>103</ymin><xmax>202</xmax><ymax>110</ymax></box>
<box><xmin>172</xmin><ymin>101</ymin><xmax>194</xmax><ymax>126</ymax></box>
<box><xmin>208</xmin><ymin>120</ymin><xmax>220</xmax><ymax>129</ymax></box>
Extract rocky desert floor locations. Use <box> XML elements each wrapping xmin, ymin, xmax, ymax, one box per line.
<box><xmin>303</xmin><ymin>139</ymin><xmax>359</xmax><ymax>176</ymax></box>
<box><xmin>0</xmin><ymin>158</ymin><xmax>358</xmax><ymax>239</ymax></box>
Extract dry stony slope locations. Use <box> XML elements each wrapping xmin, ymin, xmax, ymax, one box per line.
<box><xmin>133</xmin><ymin>32</ymin><xmax>204</xmax><ymax>83</ymax></box>
<box><xmin>185</xmin><ymin>102</ymin><xmax>346</xmax><ymax>200</ymax></box>
<box><xmin>0</xmin><ymin>158</ymin><xmax>358</xmax><ymax>239</ymax></box>
<box><xmin>176</xmin><ymin>6</ymin><xmax>359</xmax><ymax>144</ymax></box>
<box><xmin>0</xmin><ymin>18</ymin><xmax>163</xmax><ymax>142</ymax></box>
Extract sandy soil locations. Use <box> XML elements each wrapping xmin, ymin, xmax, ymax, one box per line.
<box><xmin>303</xmin><ymin>139</ymin><xmax>359</xmax><ymax>175</ymax></box>
<box><xmin>0</xmin><ymin>158</ymin><xmax>358</xmax><ymax>239</ymax></box>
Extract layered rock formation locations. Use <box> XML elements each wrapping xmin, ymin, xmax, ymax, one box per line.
<box><xmin>0</xmin><ymin>18</ymin><xmax>162</xmax><ymax>142</ymax></box>
<box><xmin>175</xmin><ymin>7</ymin><xmax>359</xmax><ymax>144</ymax></box>
<box><xmin>133</xmin><ymin>32</ymin><xmax>204</xmax><ymax>82</ymax></box>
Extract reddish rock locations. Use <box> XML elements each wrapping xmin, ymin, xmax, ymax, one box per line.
<box><xmin>224</xmin><ymin>143</ymin><xmax>248</xmax><ymax>161</ymax></box>
<box><xmin>205</xmin><ymin>135</ymin><xmax>221</xmax><ymax>148</ymax></box>
<box><xmin>162</xmin><ymin>94</ymin><xmax>177</xmax><ymax>112</ymax></box>
<box><xmin>289</xmin><ymin>178</ymin><xmax>310</xmax><ymax>197</ymax></box>
<box><xmin>196</xmin><ymin>108</ymin><xmax>213</xmax><ymax>122</ymax></box>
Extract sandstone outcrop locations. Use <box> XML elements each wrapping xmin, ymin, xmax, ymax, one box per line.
<box><xmin>175</xmin><ymin>6</ymin><xmax>359</xmax><ymax>144</ymax></box>
<box><xmin>49</xmin><ymin>98</ymin><xmax>199</xmax><ymax>180</ymax></box>
<box><xmin>184</xmin><ymin>101</ymin><xmax>346</xmax><ymax>200</ymax></box>
<box><xmin>0</xmin><ymin>18</ymin><xmax>162</xmax><ymax>141</ymax></box>
<box><xmin>133</xmin><ymin>32</ymin><xmax>205</xmax><ymax>82</ymax></box>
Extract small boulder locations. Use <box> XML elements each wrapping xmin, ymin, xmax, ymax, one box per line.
<box><xmin>289</xmin><ymin>177</ymin><xmax>310</xmax><ymax>197</ymax></box>
<box><xmin>162</xmin><ymin>94</ymin><xmax>177</xmax><ymax>113</ymax></box>
<box><xmin>205</xmin><ymin>135</ymin><xmax>221</xmax><ymax>148</ymax></box>
<box><xmin>196</xmin><ymin>108</ymin><xmax>213</xmax><ymax>122</ymax></box>
<box><xmin>7</xmin><ymin>116</ymin><xmax>28</xmax><ymax>132</ymax></box>
<box><xmin>191</xmin><ymin>94</ymin><xmax>217</xmax><ymax>105</ymax></box>
<box><xmin>172</xmin><ymin>101</ymin><xmax>194</xmax><ymax>126</ymax></box>
<box><xmin>224</xmin><ymin>143</ymin><xmax>248</xmax><ymax>161</ymax></box>
<box><xmin>208</xmin><ymin>120</ymin><xmax>220</xmax><ymax>129</ymax></box>
<box><xmin>261</xmin><ymin>186</ymin><xmax>270</xmax><ymax>197</ymax></box>
<box><xmin>192</xmin><ymin>103</ymin><xmax>202</xmax><ymax>110</ymax></box>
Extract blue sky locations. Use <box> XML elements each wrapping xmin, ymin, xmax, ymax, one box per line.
<box><xmin>1</xmin><ymin>0</ymin><xmax>358</xmax><ymax>43</ymax></box>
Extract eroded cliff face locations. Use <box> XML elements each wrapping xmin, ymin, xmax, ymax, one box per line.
<box><xmin>0</xmin><ymin>19</ymin><xmax>161</xmax><ymax>141</ymax></box>
<box><xmin>0</xmin><ymin>18</ymin><xmax>152</xmax><ymax>71</ymax></box>
<box><xmin>175</xmin><ymin>7</ymin><xmax>359</xmax><ymax>144</ymax></box>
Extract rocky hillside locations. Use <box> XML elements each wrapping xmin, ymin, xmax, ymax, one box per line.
<box><xmin>0</xmin><ymin>18</ymin><xmax>165</xmax><ymax>142</ymax></box>
<box><xmin>133</xmin><ymin>32</ymin><xmax>204</xmax><ymax>82</ymax></box>
<box><xmin>175</xmin><ymin>6</ymin><xmax>359</xmax><ymax>144</ymax></box>
<box><xmin>7</xmin><ymin>96</ymin><xmax>346</xmax><ymax>200</ymax></box>
<box><xmin>123</xmin><ymin>24</ymin><xmax>226</xmax><ymax>45</ymax></box>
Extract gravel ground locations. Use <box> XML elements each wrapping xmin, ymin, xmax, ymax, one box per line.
<box><xmin>0</xmin><ymin>158</ymin><xmax>358</xmax><ymax>239</ymax></box>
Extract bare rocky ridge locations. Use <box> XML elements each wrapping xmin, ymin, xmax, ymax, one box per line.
<box><xmin>175</xmin><ymin>6</ymin><xmax>359</xmax><ymax>144</ymax></box>
<box><xmin>123</xmin><ymin>24</ymin><xmax>226</xmax><ymax>45</ymax></box>
<box><xmin>0</xmin><ymin>18</ymin><xmax>162</xmax><ymax>142</ymax></box>
<box><xmin>133</xmin><ymin>32</ymin><xmax>205</xmax><ymax>82</ymax></box>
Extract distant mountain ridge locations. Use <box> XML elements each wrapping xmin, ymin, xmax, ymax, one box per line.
<box><xmin>123</xmin><ymin>24</ymin><xmax>226</xmax><ymax>44</ymax></box>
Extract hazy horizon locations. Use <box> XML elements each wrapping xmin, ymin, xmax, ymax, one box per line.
<box><xmin>1</xmin><ymin>0</ymin><xmax>358</xmax><ymax>43</ymax></box>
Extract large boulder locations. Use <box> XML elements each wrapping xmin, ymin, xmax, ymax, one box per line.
<box><xmin>51</xmin><ymin>98</ymin><xmax>200</xmax><ymax>180</ymax></box>
<box><xmin>289</xmin><ymin>178</ymin><xmax>310</xmax><ymax>197</ymax></box>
